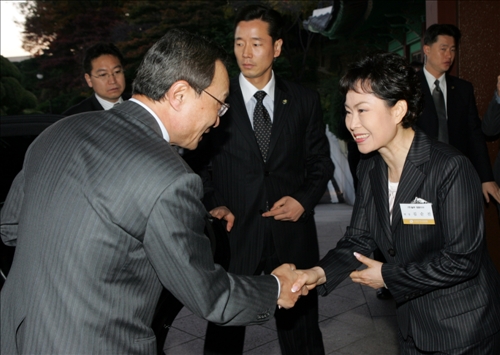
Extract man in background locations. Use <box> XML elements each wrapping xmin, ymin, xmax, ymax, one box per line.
<box><xmin>482</xmin><ymin>75</ymin><xmax>500</xmax><ymax>218</ymax></box>
<box><xmin>197</xmin><ymin>5</ymin><xmax>333</xmax><ymax>355</ymax></box>
<box><xmin>0</xmin><ymin>29</ymin><xmax>304</xmax><ymax>355</ymax></box>
<box><xmin>63</xmin><ymin>42</ymin><xmax>127</xmax><ymax>115</ymax></box>
<box><xmin>416</xmin><ymin>24</ymin><xmax>500</xmax><ymax>204</ymax></box>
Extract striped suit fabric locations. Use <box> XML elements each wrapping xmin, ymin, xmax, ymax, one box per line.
<box><xmin>317</xmin><ymin>129</ymin><xmax>500</xmax><ymax>352</ymax></box>
<box><xmin>0</xmin><ymin>101</ymin><xmax>279</xmax><ymax>354</ymax></box>
<box><xmin>196</xmin><ymin>75</ymin><xmax>333</xmax><ymax>354</ymax></box>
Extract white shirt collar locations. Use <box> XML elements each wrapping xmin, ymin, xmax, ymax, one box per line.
<box><xmin>95</xmin><ymin>93</ymin><xmax>123</xmax><ymax>111</ymax></box>
<box><xmin>239</xmin><ymin>71</ymin><xmax>275</xmax><ymax>104</ymax></box>
<box><xmin>129</xmin><ymin>98</ymin><xmax>170</xmax><ymax>142</ymax></box>
<box><xmin>423</xmin><ymin>66</ymin><xmax>445</xmax><ymax>92</ymax></box>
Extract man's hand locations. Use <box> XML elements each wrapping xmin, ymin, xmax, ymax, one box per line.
<box><xmin>349</xmin><ymin>252</ymin><xmax>385</xmax><ymax>289</ymax></box>
<box><xmin>209</xmin><ymin>206</ymin><xmax>235</xmax><ymax>232</ymax></box>
<box><xmin>272</xmin><ymin>263</ymin><xmax>307</xmax><ymax>309</ymax></box>
<box><xmin>262</xmin><ymin>196</ymin><xmax>305</xmax><ymax>222</ymax></box>
<box><xmin>291</xmin><ymin>266</ymin><xmax>326</xmax><ymax>292</ymax></box>
<box><xmin>481</xmin><ymin>181</ymin><xmax>500</xmax><ymax>204</ymax></box>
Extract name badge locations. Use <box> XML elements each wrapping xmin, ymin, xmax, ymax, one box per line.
<box><xmin>400</xmin><ymin>203</ymin><xmax>435</xmax><ymax>225</ymax></box>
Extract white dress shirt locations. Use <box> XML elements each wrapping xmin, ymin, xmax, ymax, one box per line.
<box><xmin>129</xmin><ymin>98</ymin><xmax>170</xmax><ymax>142</ymax></box>
<box><xmin>239</xmin><ymin>72</ymin><xmax>276</xmax><ymax>128</ymax></box>
<box><xmin>95</xmin><ymin>94</ymin><xmax>124</xmax><ymax>111</ymax></box>
<box><xmin>423</xmin><ymin>66</ymin><xmax>448</xmax><ymax>115</ymax></box>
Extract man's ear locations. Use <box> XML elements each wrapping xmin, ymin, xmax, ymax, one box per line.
<box><xmin>84</xmin><ymin>74</ymin><xmax>93</xmax><ymax>88</ymax></box>
<box><xmin>165</xmin><ymin>80</ymin><xmax>190</xmax><ymax>112</ymax></box>
<box><xmin>423</xmin><ymin>44</ymin><xmax>430</xmax><ymax>57</ymax></box>
<box><xmin>274</xmin><ymin>39</ymin><xmax>283</xmax><ymax>58</ymax></box>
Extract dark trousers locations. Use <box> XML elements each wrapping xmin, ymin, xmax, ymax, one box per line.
<box><xmin>398</xmin><ymin>330</ymin><xmax>500</xmax><ymax>355</ymax></box>
<box><xmin>204</xmin><ymin>231</ymin><xmax>325</xmax><ymax>355</ymax></box>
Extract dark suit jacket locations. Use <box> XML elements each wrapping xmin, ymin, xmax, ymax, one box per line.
<box><xmin>481</xmin><ymin>94</ymin><xmax>500</xmax><ymax>185</ymax></box>
<box><xmin>199</xmin><ymin>76</ymin><xmax>334</xmax><ymax>274</ymax></box>
<box><xmin>317</xmin><ymin>129</ymin><xmax>500</xmax><ymax>352</ymax></box>
<box><xmin>416</xmin><ymin>70</ymin><xmax>494</xmax><ymax>183</ymax></box>
<box><xmin>0</xmin><ymin>102</ymin><xmax>278</xmax><ymax>354</ymax></box>
<box><xmin>62</xmin><ymin>93</ymin><xmax>104</xmax><ymax>115</ymax></box>
<box><xmin>63</xmin><ymin>93</ymin><xmax>131</xmax><ymax>115</ymax></box>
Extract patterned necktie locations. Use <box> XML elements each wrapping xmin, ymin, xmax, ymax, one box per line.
<box><xmin>253</xmin><ymin>91</ymin><xmax>272</xmax><ymax>162</ymax></box>
<box><xmin>432</xmin><ymin>80</ymin><xmax>448</xmax><ymax>143</ymax></box>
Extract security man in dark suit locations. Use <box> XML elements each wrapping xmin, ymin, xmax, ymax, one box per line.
<box><xmin>416</xmin><ymin>24</ymin><xmax>500</xmax><ymax>204</ymax></box>
<box><xmin>197</xmin><ymin>4</ymin><xmax>333</xmax><ymax>355</ymax></box>
<box><xmin>63</xmin><ymin>42</ymin><xmax>128</xmax><ymax>115</ymax></box>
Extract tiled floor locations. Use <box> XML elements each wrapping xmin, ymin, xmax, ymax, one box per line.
<box><xmin>163</xmin><ymin>203</ymin><xmax>400</xmax><ymax>354</ymax></box>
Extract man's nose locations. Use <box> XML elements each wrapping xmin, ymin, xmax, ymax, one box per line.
<box><xmin>108</xmin><ymin>73</ymin><xmax>117</xmax><ymax>83</ymax></box>
<box><xmin>242</xmin><ymin>45</ymin><xmax>252</xmax><ymax>58</ymax></box>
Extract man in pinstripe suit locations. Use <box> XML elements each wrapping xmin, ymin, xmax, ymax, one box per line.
<box><xmin>0</xmin><ymin>30</ymin><xmax>305</xmax><ymax>355</ymax></box>
<box><xmin>294</xmin><ymin>53</ymin><xmax>500</xmax><ymax>354</ymax></box>
<box><xmin>198</xmin><ymin>5</ymin><xmax>333</xmax><ymax>355</ymax></box>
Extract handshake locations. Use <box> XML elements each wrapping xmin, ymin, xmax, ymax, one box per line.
<box><xmin>273</xmin><ymin>252</ymin><xmax>386</xmax><ymax>309</ymax></box>
<box><xmin>271</xmin><ymin>263</ymin><xmax>327</xmax><ymax>309</ymax></box>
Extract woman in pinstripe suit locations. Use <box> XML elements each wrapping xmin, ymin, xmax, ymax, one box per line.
<box><xmin>293</xmin><ymin>52</ymin><xmax>500</xmax><ymax>354</ymax></box>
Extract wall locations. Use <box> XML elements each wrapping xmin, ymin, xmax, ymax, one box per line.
<box><xmin>458</xmin><ymin>1</ymin><xmax>500</xmax><ymax>271</ymax></box>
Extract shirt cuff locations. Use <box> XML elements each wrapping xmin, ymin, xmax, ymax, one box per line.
<box><xmin>270</xmin><ymin>273</ymin><xmax>281</xmax><ymax>299</ymax></box>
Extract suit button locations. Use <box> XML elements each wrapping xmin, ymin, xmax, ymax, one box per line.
<box><xmin>264</xmin><ymin>171</ymin><xmax>270</xmax><ymax>177</ymax></box>
<box><xmin>388</xmin><ymin>248</ymin><xmax>396</xmax><ymax>257</ymax></box>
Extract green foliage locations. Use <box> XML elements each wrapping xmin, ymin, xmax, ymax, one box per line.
<box><xmin>0</xmin><ymin>82</ymin><xmax>6</xmax><ymax>115</ymax></box>
<box><xmin>1</xmin><ymin>77</ymin><xmax>25</xmax><ymax>114</ymax></box>
<box><xmin>14</xmin><ymin>0</ymin><xmax>424</xmax><ymax>139</ymax></box>
<box><xmin>1</xmin><ymin>56</ymin><xmax>22</xmax><ymax>81</ymax></box>
<box><xmin>0</xmin><ymin>56</ymin><xmax>39</xmax><ymax>115</ymax></box>
<box><xmin>21</xmin><ymin>90</ymin><xmax>38</xmax><ymax>111</ymax></box>
<box><xmin>119</xmin><ymin>0</ymin><xmax>234</xmax><ymax>86</ymax></box>
<box><xmin>0</xmin><ymin>81</ymin><xmax>5</xmax><ymax>101</ymax></box>
<box><xmin>317</xmin><ymin>73</ymin><xmax>351</xmax><ymax>142</ymax></box>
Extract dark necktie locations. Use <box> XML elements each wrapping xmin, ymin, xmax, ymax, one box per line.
<box><xmin>432</xmin><ymin>80</ymin><xmax>448</xmax><ymax>143</ymax></box>
<box><xmin>253</xmin><ymin>91</ymin><xmax>272</xmax><ymax>162</ymax></box>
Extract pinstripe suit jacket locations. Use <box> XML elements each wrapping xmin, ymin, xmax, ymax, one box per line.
<box><xmin>198</xmin><ymin>76</ymin><xmax>334</xmax><ymax>274</ymax></box>
<box><xmin>0</xmin><ymin>101</ymin><xmax>278</xmax><ymax>355</ymax></box>
<box><xmin>317</xmin><ymin>129</ymin><xmax>500</xmax><ymax>351</ymax></box>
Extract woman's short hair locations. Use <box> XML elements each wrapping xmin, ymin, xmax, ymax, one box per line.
<box><xmin>339</xmin><ymin>52</ymin><xmax>423</xmax><ymax>128</ymax></box>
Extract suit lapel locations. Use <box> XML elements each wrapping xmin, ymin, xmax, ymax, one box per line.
<box><xmin>369</xmin><ymin>154</ymin><xmax>393</xmax><ymax>244</ymax></box>
<box><xmin>390</xmin><ymin>130</ymin><xmax>430</xmax><ymax>233</ymax></box>
<box><xmin>91</xmin><ymin>94</ymin><xmax>104</xmax><ymax>111</ymax></box>
<box><xmin>445</xmin><ymin>74</ymin><xmax>458</xmax><ymax>127</ymax></box>
<box><xmin>267</xmin><ymin>78</ymin><xmax>293</xmax><ymax>160</ymax></box>
<box><xmin>417</xmin><ymin>70</ymin><xmax>439</xmax><ymax>138</ymax></box>
<box><xmin>228</xmin><ymin>78</ymin><xmax>264</xmax><ymax>161</ymax></box>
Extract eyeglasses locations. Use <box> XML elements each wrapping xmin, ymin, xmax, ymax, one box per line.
<box><xmin>91</xmin><ymin>69</ymin><xmax>124</xmax><ymax>81</ymax></box>
<box><xmin>203</xmin><ymin>90</ymin><xmax>230</xmax><ymax>117</ymax></box>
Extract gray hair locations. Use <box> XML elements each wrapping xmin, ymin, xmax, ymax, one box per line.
<box><xmin>132</xmin><ymin>29</ymin><xmax>228</xmax><ymax>101</ymax></box>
